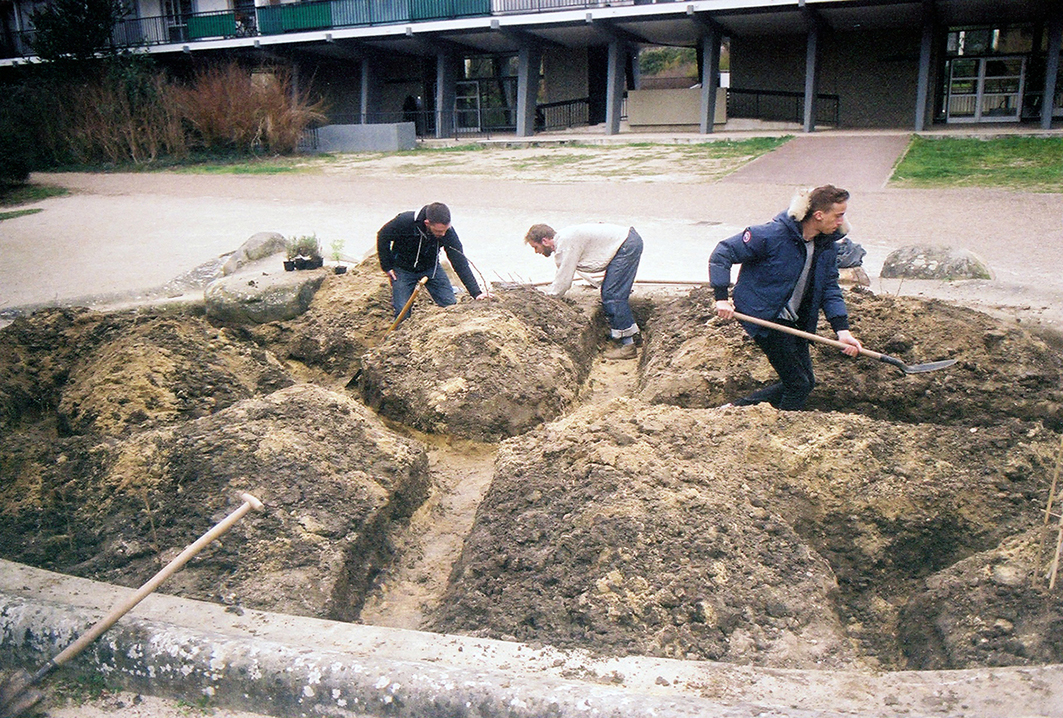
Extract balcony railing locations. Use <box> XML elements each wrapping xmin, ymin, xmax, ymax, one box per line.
<box><xmin>2</xmin><ymin>0</ymin><xmax>634</xmax><ymax>59</ymax></box>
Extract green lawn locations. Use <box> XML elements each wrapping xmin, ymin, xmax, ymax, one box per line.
<box><xmin>892</xmin><ymin>135</ymin><xmax>1063</xmax><ymax>191</ymax></box>
<box><xmin>0</xmin><ymin>183</ymin><xmax>68</xmax><ymax>207</ymax></box>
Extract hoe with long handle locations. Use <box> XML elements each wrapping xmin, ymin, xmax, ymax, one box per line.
<box><xmin>730</xmin><ymin>311</ymin><xmax>957</xmax><ymax>375</ymax></box>
<box><xmin>0</xmin><ymin>492</ymin><xmax>265</xmax><ymax>718</ymax></box>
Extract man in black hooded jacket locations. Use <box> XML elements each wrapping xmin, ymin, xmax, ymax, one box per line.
<box><xmin>377</xmin><ymin>202</ymin><xmax>488</xmax><ymax>318</ymax></box>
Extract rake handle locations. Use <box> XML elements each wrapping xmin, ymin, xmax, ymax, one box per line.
<box><xmin>34</xmin><ymin>493</ymin><xmax>264</xmax><ymax>682</ymax></box>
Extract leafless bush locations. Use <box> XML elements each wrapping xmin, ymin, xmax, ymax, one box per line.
<box><xmin>65</xmin><ymin>69</ymin><xmax>187</xmax><ymax>164</ymax></box>
<box><xmin>177</xmin><ymin>62</ymin><xmax>325</xmax><ymax>155</ymax></box>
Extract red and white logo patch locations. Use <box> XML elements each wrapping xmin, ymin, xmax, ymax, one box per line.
<box><xmin>742</xmin><ymin>229</ymin><xmax>752</xmax><ymax>243</ymax></box>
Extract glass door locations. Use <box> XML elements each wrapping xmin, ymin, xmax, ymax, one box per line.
<box><xmin>946</xmin><ymin>56</ymin><xmax>1025</xmax><ymax>123</ymax></box>
<box><xmin>455</xmin><ymin>80</ymin><xmax>481</xmax><ymax>132</ymax></box>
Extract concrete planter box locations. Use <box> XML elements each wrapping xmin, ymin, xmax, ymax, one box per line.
<box><xmin>314</xmin><ymin>122</ymin><xmax>417</xmax><ymax>152</ymax></box>
<box><xmin>626</xmin><ymin>87</ymin><xmax>727</xmax><ymax>130</ymax></box>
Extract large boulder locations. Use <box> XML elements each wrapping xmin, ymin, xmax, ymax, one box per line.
<box><xmin>222</xmin><ymin>232</ymin><xmax>288</xmax><ymax>276</ymax></box>
<box><xmin>430</xmin><ymin>400</ymin><xmax>1055</xmax><ymax>669</ymax></box>
<box><xmin>357</xmin><ymin>286</ymin><xmax>599</xmax><ymax>441</ymax></box>
<box><xmin>205</xmin><ymin>268</ymin><xmax>327</xmax><ymax>324</ymax></box>
<box><xmin>0</xmin><ymin>384</ymin><xmax>429</xmax><ymax>621</ymax></box>
<box><xmin>880</xmin><ymin>245</ymin><xmax>992</xmax><ymax>280</ymax></box>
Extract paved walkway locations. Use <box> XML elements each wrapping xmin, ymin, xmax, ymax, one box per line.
<box><xmin>720</xmin><ymin>133</ymin><xmax>913</xmax><ymax>191</ymax></box>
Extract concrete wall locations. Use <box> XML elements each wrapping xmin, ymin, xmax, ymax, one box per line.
<box><xmin>543</xmin><ymin>47</ymin><xmax>588</xmax><ymax>103</ymax></box>
<box><xmin>731</xmin><ymin>28</ymin><xmax>923</xmax><ymax>128</ymax></box>
<box><xmin>314</xmin><ymin>122</ymin><xmax>417</xmax><ymax>152</ymax></box>
<box><xmin>626</xmin><ymin>87</ymin><xmax>727</xmax><ymax>130</ymax></box>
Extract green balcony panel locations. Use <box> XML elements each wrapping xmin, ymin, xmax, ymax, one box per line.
<box><xmin>186</xmin><ymin>12</ymin><xmax>237</xmax><ymax>39</ymax></box>
<box><xmin>282</xmin><ymin>1</ymin><xmax>332</xmax><ymax>31</ymax></box>
<box><xmin>331</xmin><ymin>0</ymin><xmax>371</xmax><ymax>26</ymax></box>
<box><xmin>256</xmin><ymin>5</ymin><xmax>285</xmax><ymax>34</ymax></box>
<box><xmin>368</xmin><ymin>0</ymin><xmax>409</xmax><ymax>24</ymax></box>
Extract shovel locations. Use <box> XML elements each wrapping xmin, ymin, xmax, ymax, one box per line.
<box><xmin>730</xmin><ymin>311</ymin><xmax>957</xmax><ymax>375</ymax></box>
<box><xmin>0</xmin><ymin>492</ymin><xmax>265</xmax><ymax>718</ymax></box>
<box><xmin>346</xmin><ymin>276</ymin><xmax>428</xmax><ymax>389</ymax></box>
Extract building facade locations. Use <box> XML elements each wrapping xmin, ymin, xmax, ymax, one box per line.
<box><xmin>1</xmin><ymin>0</ymin><xmax>1059</xmax><ymax>135</ymax></box>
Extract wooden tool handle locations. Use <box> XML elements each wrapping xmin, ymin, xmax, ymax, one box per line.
<box><xmin>42</xmin><ymin>493</ymin><xmax>264</xmax><ymax>675</ymax></box>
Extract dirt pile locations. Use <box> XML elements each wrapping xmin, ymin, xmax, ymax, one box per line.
<box><xmin>1</xmin><ymin>275</ymin><xmax>1062</xmax><ymax>673</ymax></box>
<box><xmin>429</xmin><ymin>400</ymin><xmax>1058</xmax><ymax>669</ymax></box>
<box><xmin>0</xmin><ymin>305</ymin><xmax>429</xmax><ymax>621</ymax></box>
<box><xmin>638</xmin><ymin>287</ymin><xmax>1063</xmax><ymax>429</ymax></box>
<box><xmin>237</xmin><ymin>257</ymin><xmax>394</xmax><ymax>383</ymax></box>
<box><xmin>356</xmin><ymin>285</ymin><xmax>600</xmax><ymax>441</ymax></box>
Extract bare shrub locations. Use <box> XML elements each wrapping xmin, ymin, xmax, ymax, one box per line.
<box><xmin>177</xmin><ymin>63</ymin><xmax>325</xmax><ymax>155</ymax></box>
<box><xmin>62</xmin><ymin>65</ymin><xmax>188</xmax><ymax>165</ymax></box>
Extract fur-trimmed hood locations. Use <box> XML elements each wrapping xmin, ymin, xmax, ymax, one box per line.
<box><xmin>787</xmin><ymin>187</ymin><xmax>851</xmax><ymax>236</ymax></box>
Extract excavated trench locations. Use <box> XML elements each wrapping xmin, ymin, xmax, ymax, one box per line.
<box><xmin>1</xmin><ymin>258</ymin><xmax>1062</xmax><ymax>689</ymax></box>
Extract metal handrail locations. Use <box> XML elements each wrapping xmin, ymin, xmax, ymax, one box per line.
<box><xmin>727</xmin><ymin>87</ymin><xmax>841</xmax><ymax>127</ymax></box>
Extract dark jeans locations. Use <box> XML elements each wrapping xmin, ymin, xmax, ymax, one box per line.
<box><xmin>391</xmin><ymin>266</ymin><xmax>454</xmax><ymax>317</ymax></box>
<box><xmin>601</xmin><ymin>228</ymin><xmax>643</xmax><ymax>338</ymax></box>
<box><xmin>734</xmin><ymin>327</ymin><xmax>816</xmax><ymax>410</ymax></box>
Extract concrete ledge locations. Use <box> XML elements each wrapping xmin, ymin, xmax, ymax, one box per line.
<box><xmin>315</xmin><ymin>123</ymin><xmax>416</xmax><ymax>153</ymax></box>
<box><xmin>2</xmin><ymin>561</ymin><xmax>1061</xmax><ymax>718</ymax></box>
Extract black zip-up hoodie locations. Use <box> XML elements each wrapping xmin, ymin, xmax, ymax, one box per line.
<box><xmin>376</xmin><ymin>206</ymin><xmax>482</xmax><ymax>297</ymax></box>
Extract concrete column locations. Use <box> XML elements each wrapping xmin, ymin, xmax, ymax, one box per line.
<box><xmin>436</xmin><ymin>50</ymin><xmax>458</xmax><ymax>139</ymax></box>
<box><xmin>359</xmin><ymin>59</ymin><xmax>381</xmax><ymax>124</ymax></box>
<box><xmin>1043</xmin><ymin>9</ymin><xmax>1062</xmax><ymax>130</ymax></box>
<box><xmin>605</xmin><ymin>40</ymin><xmax>625</xmax><ymax>135</ymax></box>
<box><xmin>699</xmin><ymin>25</ymin><xmax>721</xmax><ymax>134</ymax></box>
<box><xmin>802</xmin><ymin>20</ymin><xmax>819</xmax><ymax>133</ymax></box>
<box><xmin>516</xmin><ymin>41</ymin><xmax>542</xmax><ymax>137</ymax></box>
<box><xmin>914</xmin><ymin>0</ymin><xmax>935</xmax><ymax>131</ymax></box>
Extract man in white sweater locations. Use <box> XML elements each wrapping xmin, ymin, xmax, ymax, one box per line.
<box><xmin>525</xmin><ymin>222</ymin><xmax>643</xmax><ymax>360</ymax></box>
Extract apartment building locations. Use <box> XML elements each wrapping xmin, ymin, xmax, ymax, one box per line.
<box><xmin>1</xmin><ymin>0</ymin><xmax>1059</xmax><ymax>136</ymax></box>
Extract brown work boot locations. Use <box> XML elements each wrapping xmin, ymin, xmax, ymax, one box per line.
<box><xmin>603</xmin><ymin>343</ymin><xmax>637</xmax><ymax>360</ymax></box>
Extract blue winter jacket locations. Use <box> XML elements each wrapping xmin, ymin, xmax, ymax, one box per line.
<box><xmin>708</xmin><ymin>210</ymin><xmax>850</xmax><ymax>337</ymax></box>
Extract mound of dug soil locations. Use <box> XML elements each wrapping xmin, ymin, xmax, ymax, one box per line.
<box><xmin>237</xmin><ymin>257</ymin><xmax>395</xmax><ymax>383</ymax></box>
<box><xmin>357</xmin><ymin>286</ymin><xmax>600</xmax><ymax>441</ymax></box>
<box><xmin>0</xmin><ymin>304</ymin><xmax>430</xmax><ymax>621</ymax></box>
<box><xmin>639</xmin><ymin>288</ymin><xmax>1063</xmax><ymax>430</ymax></box>
<box><xmin>429</xmin><ymin>400</ymin><xmax>1059</xmax><ymax>670</ymax></box>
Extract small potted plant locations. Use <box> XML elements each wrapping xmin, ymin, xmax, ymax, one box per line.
<box><xmin>283</xmin><ymin>238</ymin><xmax>298</xmax><ymax>271</ymax></box>
<box><xmin>330</xmin><ymin>237</ymin><xmax>347</xmax><ymax>274</ymax></box>
<box><xmin>289</xmin><ymin>234</ymin><xmax>323</xmax><ymax>270</ymax></box>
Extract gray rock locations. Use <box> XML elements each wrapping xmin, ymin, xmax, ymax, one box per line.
<box><xmin>880</xmin><ymin>245</ymin><xmax>992</xmax><ymax>280</ymax></box>
<box><xmin>222</xmin><ymin>232</ymin><xmax>288</xmax><ymax>276</ymax></box>
<box><xmin>205</xmin><ymin>269</ymin><xmax>326</xmax><ymax>324</ymax></box>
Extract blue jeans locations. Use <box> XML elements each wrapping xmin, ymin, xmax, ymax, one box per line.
<box><xmin>601</xmin><ymin>228</ymin><xmax>642</xmax><ymax>338</ymax></box>
<box><xmin>391</xmin><ymin>266</ymin><xmax>455</xmax><ymax>318</ymax></box>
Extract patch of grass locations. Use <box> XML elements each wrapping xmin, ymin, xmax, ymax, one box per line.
<box><xmin>893</xmin><ymin>135</ymin><xmax>1063</xmax><ymax>191</ymax></box>
<box><xmin>50</xmin><ymin>674</ymin><xmax>112</xmax><ymax>706</ymax></box>
<box><xmin>0</xmin><ymin>208</ymin><xmax>44</xmax><ymax>221</ymax></box>
<box><xmin>0</xmin><ymin>183</ymin><xmax>68</xmax><ymax>207</ymax></box>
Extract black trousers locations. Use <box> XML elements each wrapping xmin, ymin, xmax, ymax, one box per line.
<box><xmin>734</xmin><ymin>328</ymin><xmax>816</xmax><ymax>411</ymax></box>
